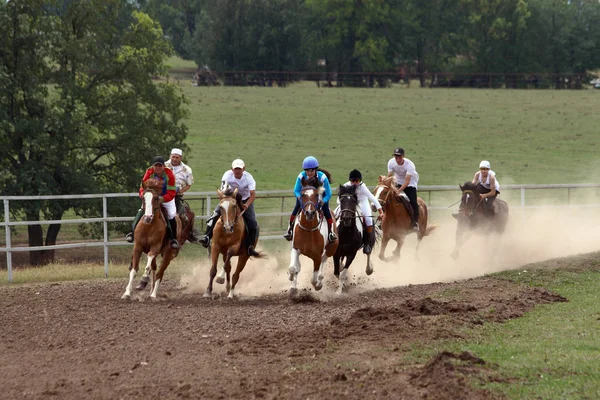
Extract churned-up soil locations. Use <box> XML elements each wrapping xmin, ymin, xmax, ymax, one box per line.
<box><xmin>0</xmin><ymin>272</ymin><xmax>566</xmax><ymax>400</ymax></box>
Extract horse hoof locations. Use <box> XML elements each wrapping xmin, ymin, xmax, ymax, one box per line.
<box><xmin>135</xmin><ymin>282</ymin><xmax>148</xmax><ymax>291</ymax></box>
<box><xmin>336</xmin><ymin>289</ymin><xmax>343</xmax><ymax>295</ymax></box>
<box><xmin>121</xmin><ymin>293</ymin><xmax>131</xmax><ymax>300</ymax></box>
<box><xmin>314</xmin><ymin>282</ymin><xmax>323</xmax><ymax>291</ymax></box>
<box><xmin>287</xmin><ymin>271</ymin><xmax>295</xmax><ymax>282</ymax></box>
<box><xmin>150</xmin><ymin>295</ymin><xmax>159</xmax><ymax>302</ymax></box>
<box><xmin>366</xmin><ymin>267</ymin><xmax>374</xmax><ymax>276</ymax></box>
<box><xmin>202</xmin><ymin>291</ymin><xmax>212</xmax><ymax>298</ymax></box>
<box><xmin>215</xmin><ymin>277</ymin><xmax>225</xmax><ymax>285</ymax></box>
<box><xmin>289</xmin><ymin>287</ymin><xmax>298</xmax><ymax>297</ymax></box>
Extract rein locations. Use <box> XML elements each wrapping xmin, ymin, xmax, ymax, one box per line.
<box><xmin>298</xmin><ymin>185</ymin><xmax>322</xmax><ymax>232</ymax></box>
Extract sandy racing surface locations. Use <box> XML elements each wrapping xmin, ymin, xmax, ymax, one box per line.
<box><xmin>2</xmin><ymin>209</ymin><xmax>599</xmax><ymax>399</ymax></box>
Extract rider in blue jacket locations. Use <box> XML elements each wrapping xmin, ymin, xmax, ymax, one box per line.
<box><xmin>283</xmin><ymin>156</ymin><xmax>337</xmax><ymax>243</ymax></box>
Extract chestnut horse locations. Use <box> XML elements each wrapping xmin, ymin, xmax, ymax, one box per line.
<box><xmin>451</xmin><ymin>181</ymin><xmax>509</xmax><ymax>258</ymax></box>
<box><xmin>333</xmin><ymin>184</ymin><xmax>373</xmax><ymax>294</ymax></box>
<box><xmin>288</xmin><ymin>177</ymin><xmax>338</xmax><ymax>294</ymax></box>
<box><xmin>372</xmin><ymin>176</ymin><xmax>435</xmax><ymax>262</ymax></box>
<box><xmin>204</xmin><ymin>187</ymin><xmax>262</xmax><ymax>299</ymax></box>
<box><xmin>122</xmin><ymin>179</ymin><xmax>183</xmax><ymax>300</ymax></box>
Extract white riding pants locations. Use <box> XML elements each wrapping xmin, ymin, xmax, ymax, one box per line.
<box><xmin>359</xmin><ymin>199</ymin><xmax>375</xmax><ymax>227</ymax></box>
<box><xmin>162</xmin><ymin>199</ymin><xmax>177</xmax><ymax>219</ymax></box>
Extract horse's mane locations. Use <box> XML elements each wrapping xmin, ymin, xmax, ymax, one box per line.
<box><xmin>218</xmin><ymin>185</ymin><xmax>243</xmax><ymax>207</ymax></box>
<box><xmin>459</xmin><ymin>181</ymin><xmax>479</xmax><ymax>192</ymax></box>
<box><xmin>144</xmin><ymin>178</ymin><xmax>162</xmax><ymax>192</ymax></box>
<box><xmin>378</xmin><ymin>175</ymin><xmax>395</xmax><ymax>187</ymax></box>
<box><xmin>338</xmin><ymin>184</ymin><xmax>357</xmax><ymax>197</ymax></box>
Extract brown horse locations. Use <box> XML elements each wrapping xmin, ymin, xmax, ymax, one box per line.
<box><xmin>451</xmin><ymin>181</ymin><xmax>509</xmax><ymax>258</ymax></box>
<box><xmin>372</xmin><ymin>175</ymin><xmax>435</xmax><ymax>262</ymax></box>
<box><xmin>122</xmin><ymin>179</ymin><xmax>183</xmax><ymax>300</ymax></box>
<box><xmin>288</xmin><ymin>177</ymin><xmax>338</xmax><ymax>294</ymax></box>
<box><xmin>204</xmin><ymin>187</ymin><xmax>262</xmax><ymax>299</ymax></box>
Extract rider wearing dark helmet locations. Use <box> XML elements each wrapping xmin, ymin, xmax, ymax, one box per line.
<box><xmin>283</xmin><ymin>156</ymin><xmax>337</xmax><ymax>242</ymax></box>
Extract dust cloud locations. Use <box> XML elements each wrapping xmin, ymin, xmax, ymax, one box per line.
<box><xmin>180</xmin><ymin>205</ymin><xmax>600</xmax><ymax>298</ymax></box>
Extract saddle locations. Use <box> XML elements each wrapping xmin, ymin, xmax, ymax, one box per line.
<box><xmin>393</xmin><ymin>190</ymin><xmax>415</xmax><ymax>220</ymax></box>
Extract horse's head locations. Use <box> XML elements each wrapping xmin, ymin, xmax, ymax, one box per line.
<box><xmin>372</xmin><ymin>175</ymin><xmax>395</xmax><ymax>209</ymax></box>
<box><xmin>299</xmin><ymin>182</ymin><xmax>320</xmax><ymax>221</ymax></box>
<box><xmin>458</xmin><ymin>181</ymin><xmax>481</xmax><ymax>218</ymax></box>
<box><xmin>141</xmin><ymin>178</ymin><xmax>162</xmax><ymax>223</ymax></box>
<box><xmin>338</xmin><ymin>185</ymin><xmax>358</xmax><ymax>228</ymax></box>
<box><xmin>217</xmin><ymin>187</ymin><xmax>242</xmax><ymax>233</ymax></box>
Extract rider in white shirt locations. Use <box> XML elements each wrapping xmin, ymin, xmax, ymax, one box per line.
<box><xmin>387</xmin><ymin>147</ymin><xmax>420</xmax><ymax>231</ymax></box>
<box><xmin>339</xmin><ymin>169</ymin><xmax>384</xmax><ymax>254</ymax></box>
<box><xmin>472</xmin><ymin>160</ymin><xmax>500</xmax><ymax>216</ymax></box>
<box><xmin>199</xmin><ymin>159</ymin><xmax>259</xmax><ymax>256</ymax></box>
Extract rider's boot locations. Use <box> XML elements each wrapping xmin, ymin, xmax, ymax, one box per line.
<box><xmin>247</xmin><ymin>226</ymin><xmax>260</xmax><ymax>257</ymax></box>
<box><xmin>199</xmin><ymin>210</ymin><xmax>220</xmax><ymax>248</ymax></box>
<box><xmin>327</xmin><ymin>218</ymin><xmax>338</xmax><ymax>242</ymax></box>
<box><xmin>363</xmin><ymin>226</ymin><xmax>374</xmax><ymax>255</ymax></box>
<box><xmin>168</xmin><ymin>218</ymin><xmax>180</xmax><ymax>249</ymax></box>
<box><xmin>125</xmin><ymin>208</ymin><xmax>144</xmax><ymax>243</ymax></box>
<box><xmin>283</xmin><ymin>218</ymin><xmax>295</xmax><ymax>241</ymax></box>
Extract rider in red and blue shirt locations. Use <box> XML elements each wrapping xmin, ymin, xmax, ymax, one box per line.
<box><xmin>125</xmin><ymin>156</ymin><xmax>180</xmax><ymax>249</ymax></box>
<box><xmin>283</xmin><ymin>156</ymin><xmax>337</xmax><ymax>243</ymax></box>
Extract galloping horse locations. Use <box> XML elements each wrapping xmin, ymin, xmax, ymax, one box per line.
<box><xmin>204</xmin><ymin>186</ymin><xmax>262</xmax><ymax>299</ymax></box>
<box><xmin>122</xmin><ymin>179</ymin><xmax>183</xmax><ymax>300</ymax></box>
<box><xmin>452</xmin><ymin>181</ymin><xmax>509</xmax><ymax>258</ymax></box>
<box><xmin>288</xmin><ymin>177</ymin><xmax>338</xmax><ymax>294</ymax></box>
<box><xmin>333</xmin><ymin>184</ymin><xmax>374</xmax><ymax>294</ymax></box>
<box><xmin>372</xmin><ymin>176</ymin><xmax>435</xmax><ymax>262</ymax></box>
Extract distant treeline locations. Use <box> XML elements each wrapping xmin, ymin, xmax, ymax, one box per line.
<box><xmin>140</xmin><ymin>0</ymin><xmax>600</xmax><ymax>86</ymax></box>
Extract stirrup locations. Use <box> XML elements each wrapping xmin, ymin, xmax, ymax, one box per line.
<box><xmin>363</xmin><ymin>244</ymin><xmax>372</xmax><ymax>255</ymax></box>
<box><xmin>283</xmin><ymin>229</ymin><xmax>293</xmax><ymax>242</ymax></box>
<box><xmin>412</xmin><ymin>222</ymin><xmax>420</xmax><ymax>232</ymax></box>
<box><xmin>247</xmin><ymin>246</ymin><xmax>259</xmax><ymax>256</ymax></box>
<box><xmin>125</xmin><ymin>232</ymin><xmax>134</xmax><ymax>243</ymax></box>
<box><xmin>198</xmin><ymin>235</ymin><xmax>210</xmax><ymax>248</ymax></box>
<box><xmin>328</xmin><ymin>232</ymin><xmax>338</xmax><ymax>242</ymax></box>
<box><xmin>170</xmin><ymin>239</ymin><xmax>180</xmax><ymax>249</ymax></box>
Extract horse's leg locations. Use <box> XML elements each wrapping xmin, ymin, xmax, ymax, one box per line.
<box><xmin>216</xmin><ymin>253</ymin><xmax>227</xmax><ymax>284</ymax></box>
<box><xmin>337</xmin><ymin>252</ymin><xmax>357</xmax><ymax>295</ymax></box>
<box><xmin>223</xmin><ymin>250</ymin><xmax>235</xmax><ymax>293</ymax></box>
<box><xmin>451</xmin><ymin>224</ymin><xmax>470</xmax><ymax>259</ymax></box>
<box><xmin>392</xmin><ymin>234</ymin><xmax>405</xmax><ymax>259</ymax></box>
<box><xmin>122</xmin><ymin>248</ymin><xmax>143</xmax><ymax>299</ymax></box>
<box><xmin>229</xmin><ymin>254</ymin><xmax>250</xmax><ymax>299</ymax></box>
<box><xmin>313</xmin><ymin>251</ymin><xmax>328</xmax><ymax>291</ymax></box>
<box><xmin>288</xmin><ymin>248</ymin><xmax>301</xmax><ymax>295</ymax></box>
<box><xmin>333</xmin><ymin>255</ymin><xmax>341</xmax><ymax>278</ymax></box>
<box><xmin>203</xmin><ymin>247</ymin><xmax>221</xmax><ymax>297</ymax></box>
<box><xmin>378</xmin><ymin>234</ymin><xmax>391</xmax><ymax>262</ymax></box>
<box><xmin>150</xmin><ymin>250</ymin><xmax>174</xmax><ymax>300</ymax></box>
<box><xmin>365</xmin><ymin>252</ymin><xmax>374</xmax><ymax>275</ymax></box>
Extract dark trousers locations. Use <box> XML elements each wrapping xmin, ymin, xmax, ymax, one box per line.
<box><xmin>403</xmin><ymin>186</ymin><xmax>419</xmax><ymax>223</ymax></box>
<box><xmin>174</xmin><ymin>194</ymin><xmax>185</xmax><ymax>216</ymax></box>
<box><xmin>291</xmin><ymin>198</ymin><xmax>332</xmax><ymax>220</ymax></box>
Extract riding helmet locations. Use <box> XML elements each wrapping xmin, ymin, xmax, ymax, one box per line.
<box><xmin>349</xmin><ymin>169</ymin><xmax>362</xmax><ymax>181</ymax></box>
<box><xmin>479</xmin><ymin>160</ymin><xmax>491</xmax><ymax>169</ymax></box>
<box><xmin>151</xmin><ymin>156</ymin><xmax>165</xmax><ymax>166</ymax></box>
<box><xmin>302</xmin><ymin>156</ymin><xmax>319</xmax><ymax>169</ymax></box>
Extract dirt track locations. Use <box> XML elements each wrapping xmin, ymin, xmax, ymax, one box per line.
<box><xmin>0</xmin><ymin>273</ymin><xmax>567</xmax><ymax>400</ymax></box>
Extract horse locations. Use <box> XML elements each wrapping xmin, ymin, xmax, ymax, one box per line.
<box><xmin>372</xmin><ymin>175</ymin><xmax>436</xmax><ymax>262</ymax></box>
<box><xmin>203</xmin><ymin>186</ymin><xmax>262</xmax><ymax>299</ymax></box>
<box><xmin>333</xmin><ymin>184</ymin><xmax>374</xmax><ymax>294</ymax></box>
<box><xmin>451</xmin><ymin>181</ymin><xmax>509</xmax><ymax>258</ymax></box>
<box><xmin>122</xmin><ymin>179</ymin><xmax>183</xmax><ymax>301</ymax></box>
<box><xmin>288</xmin><ymin>177</ymin><xmax>339</xmax><ymax>294</ymax></box>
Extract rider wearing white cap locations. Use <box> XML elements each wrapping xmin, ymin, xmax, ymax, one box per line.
<box><xmin>199</xmin><ymin>159</ymin><xmax>260</xmax><ymax>256</ymax></box>
<box><xmin>472</xmin><ymin>160</ymin><xmax>500</xmax><ymax>216</ymax></box>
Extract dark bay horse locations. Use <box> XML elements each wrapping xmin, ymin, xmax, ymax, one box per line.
<box><xmin>333</xmin><ymin>184</ymin><xmax>373</xmax><ymax>294</ymax></box>
<box><xmin>122</xmin><ymin>179</ymin><xmax>184</xmax><ymax>300</ymax></box>
<box><xmin>288</xmin><ymin>177</ymin><xmax>338</xmax><ymax>294</ymax></box>
<box><xmin>452</xmin><ymin>181</ymin><xmax>509</xmax><ymax>258</ymax></box>
<box><xmin>373</xmin><ymin>176</ymin><xmax>436</xmax><ymax>262</ymax></box>
<box><xmin>204</xmin><ymin>187</ymin><xmax>262</xmax><ymax>299</ymax></box>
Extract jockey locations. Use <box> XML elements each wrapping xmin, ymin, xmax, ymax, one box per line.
<box><xmin>341</xmin><ymin>169</ymin><xmax>384</xmax><ymax>254</ymax></box>
<box><xmin>472</xmin><ymin>160</ymin><xmax>500</xmax><ymax>216</ymax></box>
<box><xmin>283</xmin><ymin>156</ymin><xmax>337</xmax><ymax>243</ymax></box>
<box><xmin>388</xmin><ymin>147</ymin><xmax>420</xmax><ymax>232</ymax></box>
<box><xmin>164</xmin><ymin>148</ymin><xmax>201</xmax><ymax>243</ymax></box>
<box><xmin>198</xmin><ymin>159</ymin><xmax>260</xmax><ymax>257</ymax></box>
<box><xmin>125</xmin><ymin>156</ymin><xmax>180</xmax><ymax>249</ymax></box>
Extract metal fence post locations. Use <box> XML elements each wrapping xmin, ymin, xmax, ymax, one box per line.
<box><xmin>520</xmin><ymin>187</ymin><xmax>526</xmax><ymax>209</ymax></box>
<box><xmin>103</xmin><ymin>196</ymin><xmax>109</xmax><ymax>278</ymax></box>
<box><xmin>206</xmin><ymin>194</ymin><xmax>211</xmax><ymax>216</ymax></box>
<box><xmin>4</xmin><ymin>199</ymin><xmax>12</xmax><ymax>282</ymax></box>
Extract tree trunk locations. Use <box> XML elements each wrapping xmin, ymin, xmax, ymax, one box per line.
<box><xmin>27</xmin><ymin>224</ymin><xmax>44</xmax><ymax>266</ymax></box>
<box><xmin>43</xmin><ymin>223</ymin><xmax>62</xmax><ymax>264</ymax></box>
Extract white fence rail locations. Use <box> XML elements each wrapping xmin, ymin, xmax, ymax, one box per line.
<box><xmin>2</xmin><ymin>183</ymin><xmax>600</xmax><ymax>282</ymax></box>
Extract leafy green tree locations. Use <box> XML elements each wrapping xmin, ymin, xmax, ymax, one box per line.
<box><xmin>0</xmin><ymin>0</ymin><xmax>188</xmax><ymax>265</ymax></box>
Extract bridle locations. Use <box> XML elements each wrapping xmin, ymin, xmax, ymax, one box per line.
<box><xmin>298</xmin><ymin>186</ymin><xmax>322</xmax><ymax>232</ymax></box>
<box><xmin>219</xmin><ymin>195</ymin><xmax>244</xmax><ymax>230</ymax></box>
<box><xmin>339</xmin><ymin>193</ymin><xmax>359</xmax><ymax>227</ymax></box>
<box><xmin>374</xmin><ymin>183</ymin><xmax>393</xmax><ymax>207</ymax></box>
<box><xmin>460</xmin><ymin>189</ymin><xmax>484</xmax><ymax>217</ymax></box>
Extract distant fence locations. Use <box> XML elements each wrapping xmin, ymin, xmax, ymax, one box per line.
<box><xmin>2</xmin><ymin>183</ymin><xmax>600</xmax><ymax>282</ymax></box>
<box><xmin>174</xmin><ymin>68</ymin><xmax>592</xmax><ymax>90</ymax></box>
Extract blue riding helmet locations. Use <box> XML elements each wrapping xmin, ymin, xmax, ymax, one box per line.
<box><xmin>302</xmin><ymin>156</ymin><xmax>319</xmax><ymax>169</ymax></box>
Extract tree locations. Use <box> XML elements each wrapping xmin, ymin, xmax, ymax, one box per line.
<box><xmin>0</xmin><ymin>0</ymin><xmax>189</xmax><ymax>265</ymax></box>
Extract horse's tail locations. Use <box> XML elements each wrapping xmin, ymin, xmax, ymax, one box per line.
<box><xmin>374</xmin><ymin>223</ymin><xmax>382</xmax><ymax>244</ymax></box>
<box><xmin>422</xmin><ymin>224</ymin><xmax>438</xmax><ymax>237</ymax></box>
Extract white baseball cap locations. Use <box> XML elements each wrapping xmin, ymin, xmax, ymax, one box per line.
<box><xmin>479</xmin><ymin>160</ymin><xmax>491</xmax><ymax>169</ymax></box>
<box><xmin>171</xmin><ymin>148</ymin><xmax>183</xmax><ymax>156</ymax></box>
<box><xmin>232</xmin><ymin>159</ymin><xmax>245</xmax><ymax>169</ymax></box>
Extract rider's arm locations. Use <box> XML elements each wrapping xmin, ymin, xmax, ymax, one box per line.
<box><xmin>363</xmin><ymin>184</ymin><xmax>383</xmax><ymax>212</ymax></box>
<box><xmin>397</xmin><ymin>174</ymin><xmax>411</xmax><ymax>192</ymax></box>
<box><xmin>293</xmin><ymin>173</ymin><xmax>303</xmax><ymax>198</ymax></box>
<box><xmin>472</xmin><ymin>172</ymin><xmax>479</xmax><ymax>185</ymax></box>
<box><xmin>482</xmin><ymin>176</ymin><xmax>497</xmax><ymax>198</ymax></box>
<box><xmin>244</xmin><ymin>190</ymin><xmax>256</xmax><ymax>209</ymax></box>
<box><xmin>179</xmin><ymin>184</ymin><xmax>192</xmax><ymax>195</ymax></box>
<box><xmin>179</xmin><ymin>166</ymin><xmax>193</xmax><ymax>194</ymax></box>
<box><xmin>162</xmin><ymin>170</ymin><xmax>177</xmax><ymax>203</ymax></box>
<box><xmin>322</xmin><ymin>177</ymin><xmax>332</xmax><ymax>203</ymax></box>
